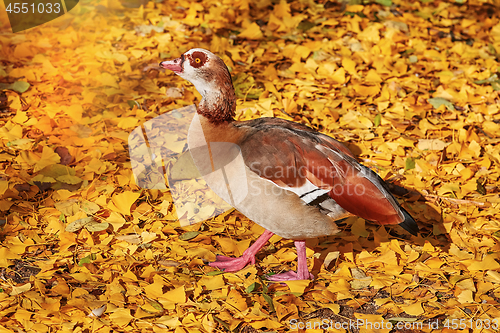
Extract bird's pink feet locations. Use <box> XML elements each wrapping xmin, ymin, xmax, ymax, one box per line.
<box><xmin>267</xmin><ymin>270</ymin><xmax>314</xmax><ymax>281</ymax></box>
<box><xmin>266</xmin><ymin>240</ymin><xmax>313</xmax><ymax>281</ymax></box>
<box><xmin>208</xmin><ymin>230</ymin><xmax>274</xmax><ymax>273</ymax></box>
<box><xmin>209</xmin><ymin>253</ymin><xmax>256</xmax><ymax>272</ymax></box>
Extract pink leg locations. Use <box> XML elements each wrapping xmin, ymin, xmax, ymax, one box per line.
<box><xmin>209</xmin><ymin>230</ymin><xmax>274</xmax><ymax>272</ymax></box>
<box><xmin>267</xmin><ymin>240</ymin><xmax>314</xmax><ymax>281</ymax></box>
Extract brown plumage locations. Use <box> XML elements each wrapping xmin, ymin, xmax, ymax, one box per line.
<box><xmin>160</xmin><ymin>48</ymin><xmax>418</xmax><ymax>281</ymax></box>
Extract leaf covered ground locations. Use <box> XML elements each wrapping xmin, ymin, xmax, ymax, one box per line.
<box><xmin>1</xmin><ymin>0</ymin><xmax>500</xmax><ymax>331</ymax></box>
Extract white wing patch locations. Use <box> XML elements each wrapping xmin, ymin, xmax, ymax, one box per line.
<box><xmin>285</xmin><ymin>179</ymin><xmax>329</xmax><ymax>204</ymax></box>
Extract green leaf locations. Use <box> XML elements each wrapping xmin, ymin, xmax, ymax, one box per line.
<box><xmin>206</xmin><ymin>270</ymin><xmax>225</xmax><ymax>276</ymax></box>
<box><xmin>11</xmin><ymin>81</ymin><xmax>30</xmax><ymax>93</ymax></box>
<box><xmin>402</xmin><ymin>48</ymin><xmax>415</xmax><ymax>56</ymax></box>
<box><xmin>415</xmin><ymin>10</ymin><xmax>432</xmax><ymax>19</ymax></box>
<box><xmin>179</xmin><ymin>231</ymin><xmax>200</xmax><ymax>241</ymax></box>
<box><xmin>149</xmin><ymin>300</ymin><xmax>164</xmax><ymax>311</ymax></box>
<box><xmin>78</xmin><ymin>256</ymin><xmax>92</xmax><ymax>266</ymax></box>
<box><xmin>0</xmin><ymin>81</ymin><xmax>30</xmax><ymax>93</ymax></box>
<box><xmin>375</xmin><ymin>0</ymin><xmax>392</xmax><ymax>6</ymax></box>
<box><xmin>245</xmin><ymin>282</ymin><xmax>260</xmax><ymax>293</ymax></box>
<box><xmin>405</xmin><ymin>158</ymin><xmax>415</xmax><ymax>170</ymax></box>
<box><xmin>262</xmin><ymin>293</ymin><xmax>275</xmax><ymax>312</ymax></box>
<box><xmin>476</xmin><ymin>179</ymin><xmax>486</xmax><ymax>195</ymax></box>
<box><xmin>127</xmin><ymin>100</ymin><xmax>140</xmax><ymax>108</ymax></box>
<box><xmin>85</xmin><ymin>221</ymin><xmax>110</xmax><ymax>232</ymax></box>
<box><xmin>408</xmin><ymin>55</ymin><xmax>418</xmax><ymax>63</ymax></box>
<box><xmin>232</xmin><ymin>73</ymin><xmax>263</xmax><ymax>99</ymax></box>
<box><xmin>474</xmin><ymin>74</ymin><xmax>498</xmax><ymax>85</ymax></box>
<box><xmin>428</xmin><ymin>97</ymin><xmax>455</xmax><ymax>111</ymax></box>
<box><xmin>213</xmin><ymin>316</ymin><xmax>230</xmax><ymax>330</ymax></box>
<box><xmin>491</xmin><ymin>81</ymin><xmax>500</xmax><ymax>91</ymax></box>
<box><xmin>7</xmin><ymin>138</ymin><xmax>33</xmax><ymax>147</ymax></box>
<box><xmin>297</xmin><ymin>20</ymin><xmax>315</xmax><ymax>31</ymax></box>
<box><xmin>374</xmin><ymin>113</ymin><xmax>381</xmax><ymax>127</ymax></box>
<box><xmin>57</xmin><ymin>175</ymin><xmax>83</xmax><ymax>185</ymax></box>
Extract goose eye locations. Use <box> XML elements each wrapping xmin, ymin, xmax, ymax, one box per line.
<box><xmin>195</xmin><ymin>58</ymin><xmax>201</xmax><ymax>64</ymax></box>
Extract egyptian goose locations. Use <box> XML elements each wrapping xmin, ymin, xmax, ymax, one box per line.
<box><xmin>160</xmin><ymin>48</ymin><xmax>418</xmax><ymax>281</ymax></box>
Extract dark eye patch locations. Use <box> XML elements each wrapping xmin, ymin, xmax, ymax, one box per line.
<box><xmin>189</xmin><ymin>51</ymin><xmax>207</xmax><ymax>68</ymax></box>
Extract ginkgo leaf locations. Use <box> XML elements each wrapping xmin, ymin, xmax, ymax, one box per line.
<box><xmin>56</xmin><ymin>175</ymin><xmax>83</xmax><ymax>185</ymax></box>
<box><xmin>85</xmin><ymin>221</ymin><xmax>109</xmax><ymax>232</ymax></box>
<box><xmin>400</xmin><ymin>302</ymin><xmax>424</xmax><ymax>316</ymax></box>
<box><xmin>163</xmin><ymin>286</ymin><xmax>186</xmax><ymax>303</ymax></box>
<box><xmin>10</xmin><ymin>81</ymin><xmax>30</xmax><ymax>93</ymax></box>
<box><xmin>281</xmin><ymin>280</ymin><xmax>310</xmax><ymax>294</ymax></box>
<box><xmin>109</xmin><ymin>309</ymin><xmax>133</xmax><ymax>327</ymax></box>
<box><xmin>9</xmin><ymin>283</ymin><xmax>31</xmax><ymax>296</ymax></box>
<box><xmin>226</xmin><ymin>288</ymin><xmax>247</xmax><ymax>312</ymax></box>
<box><xmin>65</xmin><ymin>217</ymin><xmax>94</xmax><ymax>232</ymax></box>
<box><xmin>428</xmin><ymin>97</ymin><xmax>455</xmax><ymax>111</ymax></box>
<box><xmin>238</xmin><ymin>22</ymin><xmax>263</xmax><ymax>39</ymax></box>
<box><xmin>109</xmin><ymin>191</ymin><xmax>141</xmax><ymax>215</ymax></box>
<box><xmin>34</xmin><ymin>146</ymin><xmax>61</xmax><ymax>172</ymax></box>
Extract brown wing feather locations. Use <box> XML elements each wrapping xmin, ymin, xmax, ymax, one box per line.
<box><xmin>235</xmin><ymin>117</ymin><xmax>406</xmax><ymax>226</ymax></box>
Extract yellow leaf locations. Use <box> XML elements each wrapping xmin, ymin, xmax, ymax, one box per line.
<box><xmin>109</xmin><ymin>191</ymin><xmax>141</xmax><ymax>215</ymax></box>
<box><xmin>457</xmin><ymin>290</ymin><xmax>474</xmax><ymax>304</ymax></box>
<box><xmin>122</xmin><ymin>270</ymin><xmax>138</xmax><ymax>282</ymax></box>
<box><xmin>358</xmin><ymin>24</ymin><xmax>382</xmax><ymax>43</ymax></box>
<box><xmin>351</xmin><ymin>218</ymin><xmax>369</xmax><ymax>237</ymax></box>
<box><xmin>365</xmin><ymin>69</ymin><xmax>382</xmax><ymax>83</ymax></box>
<box><xmin>342</xmin><ymin>58</ymin><xmax>357</xmax><ymax>75</ymax></box>
<box><xmin>267</xmin><ymin>13</ymin><xmax>285</xmax><ymax>32</ymax></box>
<box><xmin>238</xmin><ymin>23</ymin><xmax>263</xmax><ymax>39</ymax></box>
<box><xmin>0</xmin><ymin>247</ymin><xmax>19</xmax><ymax>267</ymax></box>
<box><xmin>282</xmin><ymin>279</ymin><xmax>310</xmax><ymax>295</ymax></box>
<box><xmin>34</xmin><ymin>146</ymin><xmax>60</xmax><ymax>172</ymax></box>
<box><xmin>226</xmin><ymin>288</ymin><xmax>247</xmax><ymax>311</ymax></box>
<box><xmin>163</xmin><ymin>286</ymin><xmax>186</xmax><ymax>303</ymax></box>
<box><xmin>144</xmin><ymin>274</ymin><xmax>165</xmax><ymax>298</ymax></box>
<box><xmin>331</xmin><ymin>68</ymin><xmax>346</xmax><ymax>84</ymax></box>
<box><xmin>400</xmin><ymin>302</ymin><xmax>424</xmax><ymax>316</ymax></box>
<box><xmin>66</xmin><ymin>104</ymin><xmax>83</xmax><ymax>122</ymax></box>
<box><xmin>11</xmin><ymin>111</ymin><xmax>28</xmax><ymax>124</ymax></box>
<box><xmin>109</xmin><ymin>308</ymin><xmax>133</xmax><ymax>327</ymax></box>
<box><xmin>199</xmin><ymin>275</ymin><xmax>225</xmax><ymax>290</ymax></box>
<box><xmin>250</xmin><ymin>318</ymin><xmax>282</xmax><ymax>330</ymax></box>
<box><xmin>417</xmin><ymin>139</ymin><xmax>449</xmax><ymax>151</ymax></box>
<box><xmin>345</xmin><ymin>5</ymin><xmax>364</xmax><ymax>12</ymax></box>
<box><xmin>117</xmin><ymin>117</ymin><xmax>139</xmax><ymax>129</ymax></box>
<box><xmin>141</xmin><ymin>231</ymin><xmax>157</xmax><ymax>244</ymax></box>
<box><xmin>353</xmin><ymin>84</ymin><xmax>380</xmax><ymax>97</ymax></box>
<box><xmin>486</xmin><ymin>270</ymin><xmax>500</xmax><ymax>284</ymax></box>
<box><xmin>0</xmin><ymin>181</ymin><xmax>8</xmax><ymax>196</ymax></box>
<box><xmin>215</xmin><ymin>237</ymin><xmax>238</xmax><ymax>255</ymax></box>
<box><xmin>107</xmin><ymin>212</ymin><xmax>127</xmax><ymax>231</ymax></box>
<box><xmin>97</xmin><ymin>72</ymin><xmax>119</xmax><ymax>88</ymax></box>
<box><xmin>422</xmin><ymin>241</ymin><xmax>435</xmax><ymax>252</ymax></box>
<box><xmin>466</xmin><ymin>255</ymin><xmax>500</xmax><ymax>271</ymax></box>
<box><xmin>5</xmin><ymin>236</ymin><xmax>30</xmax><ymax>255</ymax></box>
<box><xmin>456</xmin><ymin>278</ymin><xmax>476</xmax><ymax>292</ymax></box>
<box><xmin>10</xmin><ymin>283</ymin><xmax>31</xmax><ymax>296</ymax></box>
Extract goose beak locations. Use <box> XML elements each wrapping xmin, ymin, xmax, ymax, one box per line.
<box><xmin>159</xmin><ymin>58</ymin><xmax>183</xmax><ymax>73</ymax></box>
